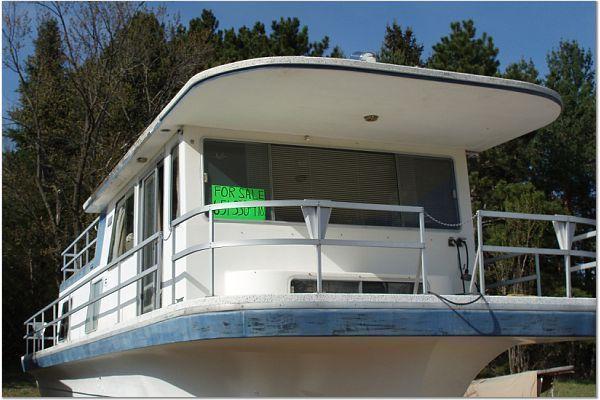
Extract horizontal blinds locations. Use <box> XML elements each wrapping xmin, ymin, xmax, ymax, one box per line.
<box><xmin>203</xmin><ymin>140</ymin><xmax>459</xmax><ymax>230</ymax></box>
<box><xmin>204</xmin><ymin>140</ymin><xmax>271</xmax><ymax>205</ymax></box>
<box><xmin>396</xmin><ymin>155</ymin><xmax>459</xmax><ymax>228</ymax></box>
<box><xmin>271</xmin><ymin>145</ymin><xmax>401</xmax><ymax>226</ymax></box>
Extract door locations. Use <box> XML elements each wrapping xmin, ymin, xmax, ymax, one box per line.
<box><xmin>139</xmin><ymin>163</ymin><xmax>163</xmax><ymax>315</ymax></box>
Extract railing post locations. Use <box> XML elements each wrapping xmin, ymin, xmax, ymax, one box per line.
<box><xmin>419</xmin><ymin>210</ymin><xmax>428</xmax><ymax>294</ymax></box>
<box><xmin>41</xmin><ymin>313</ymin><xmax>45</xmax><ymax>350</ymax></box>
<box><xmin>316</xmin><ymin>205</ymin><xmax>323</xmax><ymax>293</ymax></box>
<box><xmin>172</xmin><ymin>223</ymin><xmax>177</xmax><ymax>304</ymax></box>
<box><xmin>565</xmin><ymin>222</ymin><xmax>572</xmax><ymax>298</ymax></box>
<box><xmin>117</xmin><ymin>262</ymin><xmax>121</xmax><ymax>323</ymax></box>
<box><xmin>85</xmin><ymin>231</ymin><xmax>89</xmax><ymax>266</ymax></box>
<box><xmin>53</xmin><ymin>305</ymin><xmax>57</xmax><ymax>347</ymax></box>
<box><xmin>477</xmin><ymin>211</ymin><xmax>486</xmax><ymax>294</ymax></box>
<box><xmin>155</xmin><ymin>234</ymin><xmax>163</xmax><ymax>310</ymax></box>
<box><xmin>535</xmin><ymin>254</ymin><xmax>542</xmax><ymax>296</ymax></box>
<box><xmin>209</xmin><ymin>209</ymin><xmax>215</xmax><ymax>296</ymax></box>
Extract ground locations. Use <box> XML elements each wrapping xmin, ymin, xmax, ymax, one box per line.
<box><xmin>2</xmin><ymin>371</ymin><xmax>39</xmax><ymax>397</ymax></box>
<box><xmin>1</xmin><ymin>371</ymin><xmax>596</xmax><ymax>397</ymax></box>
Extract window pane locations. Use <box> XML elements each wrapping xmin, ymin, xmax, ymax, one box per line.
<box><xmin>396</xmin><ymin>155</ymin><xmax>459</xmax><ymax>229</ymax></box>
<box><xmin>85</xmin><ymin>281</ymin><xmax>102</xmax><ymax>333</ymax></box>
<box><xmin>109</xmin><ymin>191</ymin><xmax>134</xmax><ymax>262</ymax></box>
<box><xmin>204</xmin><ymin>140</ymin><xmax>271</xmax><ymax>219</ymax></box>
<box><xmin>171</xmin><ymin>146</ymin><xmax>179</xmax><ymax>221</ymax></box>
<box><xmin>271</xmin><ymin>145</ymin><xmax>401</xmax><ymax>226</ymax></box>
<box><xmin>58</xmin><ymin>300</ymin><xmax>70</xmax><ymax>341</ymax></box>
<box><xmin>291</xmin><ymin>279</ymin><xmax>359</xmax><ymax>293</ymax></box>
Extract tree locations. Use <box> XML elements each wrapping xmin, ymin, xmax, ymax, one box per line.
<box><xmin>378</xmin><ymin>21</ymin><xmax>423</xmax><ymax>66</ymax></box>
<box><xmin>530</xmin><ymin>41</ymin><xmax>596</xmax><ymax>218</ymax></box>
<box><xmin>469</xmin><ymin>58</ymin><xmax>542</xmax><ymax>212</ymax></box>
<box><xmin>427</xmin><ymin>19</ymin><xmax>499</xmax><ymax>76</ymax></box>
<box><xmin>329</xmin><ymin>45</ymin><xmax>345</xmax><ymax>58</ymax></box>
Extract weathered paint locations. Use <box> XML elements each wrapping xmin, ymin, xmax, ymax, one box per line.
<box><xmin>23</xmin><ymin>307</ymin><xmax>594</xmax><ymax>371</ymax></box>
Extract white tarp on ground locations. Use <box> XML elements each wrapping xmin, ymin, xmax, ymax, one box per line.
<box><xmin>465</xmin><ymin>371</ymin><xmax>538</xmax><ymax>397</ymax></box>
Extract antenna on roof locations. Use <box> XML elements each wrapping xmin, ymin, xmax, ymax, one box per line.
<box><xmin>350</xmin><ymin>51</ymin><xmax>377</xmax><ymax>63</ymax></box>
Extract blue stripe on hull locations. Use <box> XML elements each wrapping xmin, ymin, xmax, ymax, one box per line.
<box><xmin>23</xmin><ymin>307</ymin><xmax>595</xmax><ymax>371</ymax></box>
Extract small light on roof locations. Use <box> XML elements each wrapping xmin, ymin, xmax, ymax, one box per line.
<box><xmin>364</xmin><ymin>114</ymin><xmax>379</xmax><ymax>122</ymax></box>
<box><xmin>304</xmin><ymin>135</ymin><xmax>311</xmax><ymax>141</ymax></box>
<box><xmin>137</xmin><ymin>157</ymin><xmax>148</xmax><ymax>163</ymax></box>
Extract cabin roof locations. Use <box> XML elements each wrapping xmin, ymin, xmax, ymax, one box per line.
<box><xmin>83</xmin><ymin>56</ymin><xmax>562</xmax><ymax>213</ymax></box>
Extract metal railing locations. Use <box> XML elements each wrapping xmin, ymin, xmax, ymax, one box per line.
<box><xmin>23</xmin><ymin>231</ymin><xmax>162</xmax><ymax>355</ymax></box>
<box><xmin>61</xmin><ymin>217</ymin><xmax>100</xmax><ymax>281</ymax></box>
<box><xmin>469</xmin><ymin>210</ymin><xmax>597</xmax><ymax>297</ymax></box>
<box><xmin>171</xmin><ymin>199</ymin><xmax>429</xmax><ymax>299</ymax></box>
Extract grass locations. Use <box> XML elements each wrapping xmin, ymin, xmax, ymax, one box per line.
<box><xmin>542</xmin><ymin>378</ymin><xmax>596</xmax><ymax>398</ymax></box>
<box><xmin>2</xmin><ymin>371</ymin><xmax>39</xmax><ymax>398</ymax></box>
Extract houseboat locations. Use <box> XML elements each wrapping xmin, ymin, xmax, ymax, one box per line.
<box><xmin>21</xmin><ymin>56</ymin><xmax>596</xmax><ymax>397</ymax></box>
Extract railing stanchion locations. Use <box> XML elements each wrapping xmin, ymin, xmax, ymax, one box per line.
<box><xmin>155</xmin><ymin>233</ymin><xmax>163</xmax><ymax>310</ymax></box>
<box><xmin>117</xmin><ymin>261</ymin><xmax>121</xmax><ymax>323</ymax></box>
<box><xmin>419</xmin><ymin>210</ymin><xmax>428</xmax><ymax>294</ymax></box>
<box><xmin>535</xmin><ymin>254</ymin><xmax>542</xmax><ymax>296</ymax></box>
<box><xmin>41</xmin><ymin>313</ymin><xmax>45</xmax><ymax>350</ymax></box>
<box><xmin>53</xmin><ymin>305</ymin><xmax>57</xmax><ymax>346</ymax></box>
<box><xmin>172</xmin><ymin>224</ymin><xmax>176</xmax><ymax>304</ymax></box>
<box><xmin>316</xmin><ymin>205</ymin><xmax>323</xmax><ymax>293</ymax></box>
<box><xmin>209</xmin><ymin>209</ymin><xmax>215</xmax><ymax>296</ymax></box>
<box><xmin>85</xmin><ymin>231</ymin><xmax>89</xmax><ymax>266</ymax></box>
<box><xmin>564</xmin><ymin>221</ymin><xmax>572</xmax><ymax>298</ymax></box>
<box><xmin>477</xmin><ymin>211</ymin><xmax>485</xmax><ymax>294</ymax></box>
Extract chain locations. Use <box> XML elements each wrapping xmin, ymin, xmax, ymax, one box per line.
<box><xmin>424</xmin><ymin>212</ymin><xmax>477</xmax><ymax>228</ymax></box>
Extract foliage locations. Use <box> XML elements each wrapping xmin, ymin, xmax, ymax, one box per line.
<box><xmin>530</xmin><ymin>41</ymin><xmax>596</xmax><ymax>219</ymax></box>
<box><xmin>427</xmin><ymin>19</ymin><xmax>499</xmax><ymax>76</ymax></box>
<box><xmin>378</xmin><ymin>21</ymin><xmax>423</xmax><ymax>66</ymax></box>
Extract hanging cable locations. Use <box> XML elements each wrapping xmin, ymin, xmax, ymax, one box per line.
<box><xmin>429</xmin><ymin>291</ymin><xmax>484</xmax><ymax>306</ymax></box>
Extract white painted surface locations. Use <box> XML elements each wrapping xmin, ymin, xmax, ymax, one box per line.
<box><xmin>30</xmin><ymin>336</ymin><xmax>568</xmax><ymax>397</ymax></box>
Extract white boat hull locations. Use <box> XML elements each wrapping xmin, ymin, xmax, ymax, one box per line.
<box><xmin>32</xmin><ymin>336</ymin><xmax>538</xmax><ymax>397</ymax></box>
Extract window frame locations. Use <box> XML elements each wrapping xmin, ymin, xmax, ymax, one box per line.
<box><xmin>107</xmin><ymin>188</ymin><xmax>135</xmax><ymax>263</ymax></box>
<box><xmin>85</xmin><ymin>279</ymin><xmax>103</xmax><ymax>334</ymax></box>
<box><xmin>58</xmin><ymin>298</ymin><xmax>72</xmax><ymax>342</ymax></box>
<box><xmin>137</xmin><ymin>163</ymin><xmax>164</xmax><ymax>316</ymax></box>
<box><xmin>201</xmin><ymin>138</ymin><xmax>461</xmax><ymax>231</ymax></box>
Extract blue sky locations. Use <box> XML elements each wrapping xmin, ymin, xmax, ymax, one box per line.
<box><xmin>2</xmin><ymin>1</ymin><xmax>596</xmax><ymax>138</ymax></box>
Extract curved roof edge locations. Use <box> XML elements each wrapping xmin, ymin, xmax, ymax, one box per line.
<box><xmin>83</xmin><ymin>56</ymin><xmax>562</xmax><ymax>213</ymax></box>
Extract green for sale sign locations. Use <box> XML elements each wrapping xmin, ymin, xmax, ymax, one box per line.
<box><xmin>211</xmin><ymin>185</ymin><xmax>266</xmax><ymax>220</ymax></box>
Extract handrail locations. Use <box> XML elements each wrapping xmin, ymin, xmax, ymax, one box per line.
<box><xmin>61</xmin><ymin>217</ymin><xmax>100</xmax><ymax>256</ymax></box>
<box><xmin>171</xmin><ymin>199</ymin><xmax>429</xmax><ymax>301</ymax></box>
<box><xmin>23</xmin><ymin>232</ymin><xmax>162</xmax><ymax>356</ymax></box>
<box><xmin>61</xmin><ymin>217</ymin><xmax>100</xmax><ymax>281</ymax></box>
<box><xmin>25</xmin><ymin>231</ymin><xmax>162</xmax><ymax>325</ymax></box>
<box><xmin>470</xmin><ymin>210</ymin><xmax>597</xmax><ymax>297</ymax></box>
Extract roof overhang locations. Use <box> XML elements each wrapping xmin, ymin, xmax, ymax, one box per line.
<box><xmin>83</xmin><ymin>56</ymin><xmax>562</xmax><ymax>213</ymax></box>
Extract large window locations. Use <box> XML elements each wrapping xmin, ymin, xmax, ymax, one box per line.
<box><xmin>204</xmin><ymin>140</ymin><xmax>460</xmax><ymax>229</ymax></box>
<box><xmin>108</xmin><ymin>190</ymin><xmax>135</xmax><ymax>262</ymax></box>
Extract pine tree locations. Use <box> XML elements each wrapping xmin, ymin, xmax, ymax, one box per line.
<box><xmin>427</xmin><ymin>19</ymin><xmax>499</xmax><ymax>76</ymax></box>
<box><xmin>378</xmin><ymin>21</ymin><xmax>423</xmax><ymax>66</ymax></box>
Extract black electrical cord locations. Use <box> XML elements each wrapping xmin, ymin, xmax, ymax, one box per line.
<box><xmin>453</xmin><ymin>239</ymin><xmax>466</xmax><ymax>293</ymax></box>
<box><xmin>429</xmin><ymin>291</ymin><xmax>485</xmax><ymax>306</ymax></box>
